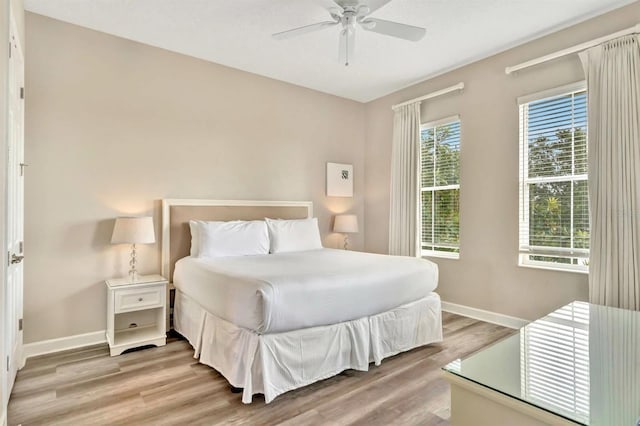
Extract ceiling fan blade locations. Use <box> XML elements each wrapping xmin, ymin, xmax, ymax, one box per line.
<box><xmin>360</xmin><ymin>18</ymin><xmax>425</xmax><ymax>41</ymax></box>
<box><xmin>338</xmin><ymin>28</ymin><xmax>356</xmax><ymax>66</ymax></box>
<box><xmin>273</xmin><ymin>21</ymin><xmax>339</xmax><ymax>40</ymax></box>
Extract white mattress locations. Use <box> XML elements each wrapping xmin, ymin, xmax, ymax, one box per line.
<box><xmin>173</xmin><ymin>248</ymin><xmax>438</xmax><ymax>334</ymax></box>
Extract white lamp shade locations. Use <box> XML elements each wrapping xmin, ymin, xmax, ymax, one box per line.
<box><xmin>111</xmin><ymin>216</ymin><xmax>156</xmax><ymax>244</ymax></box>
<box><xmin>333</xmin><ymin>214</ymin><xmax>358</xmax><ymax>233</ymax></box>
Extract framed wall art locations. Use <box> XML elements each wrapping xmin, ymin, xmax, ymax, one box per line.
<box><xmin>326</xmin><ymin>162</ymin><xmax>353</xmax><ymax>197</ymax></box>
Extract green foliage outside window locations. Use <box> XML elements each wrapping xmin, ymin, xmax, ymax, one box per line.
<box><xmin>421</xmin><ymin>122</ymin><xmax>460</xmax><ymax>254</ymax></box>
<box><xmin>523</xmin><ymin>90</ymin><xmax>589</xmax><ymax>267</ymax></box>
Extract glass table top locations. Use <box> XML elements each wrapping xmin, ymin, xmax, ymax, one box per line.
<box><xmin>443</xmin><ymin>301</ymin><xmax>640</xmax><ymax>426</ymax></box>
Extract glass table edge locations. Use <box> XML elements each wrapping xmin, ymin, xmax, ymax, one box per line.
<box><xmin>441</xmin><ymin>367</ymin><xmax>587</xmax><ymax>426</ymax></box>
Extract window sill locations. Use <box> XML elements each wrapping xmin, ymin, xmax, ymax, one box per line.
<box><xmin>422</xmin><ymin>251</ymin><xmax>460</xmax><ymax>260</ymax></box>
<box><xmin>518</xmin><ymin>262</ymin><xmax>588</xmax><ymax>275</ymax></box>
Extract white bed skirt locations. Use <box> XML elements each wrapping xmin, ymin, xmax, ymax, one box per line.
<box><xmin>174</xmin><ymin>290</ymin><xmax>443</xmax><ymax>404</ymax></box>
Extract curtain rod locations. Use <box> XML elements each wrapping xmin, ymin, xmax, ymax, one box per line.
<box><xmin>506</xmin><ymin>23</ymin><xmax>640</xmax><ymax>75</ymax></box>
<box><xmin>391</xmin><ymin>82</ymin><xmax>464</xmax><ymax>110</ymax></box>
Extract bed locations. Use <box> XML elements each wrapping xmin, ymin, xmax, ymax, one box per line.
<box><xmin>162</xmin><ymin>199</ymin><xmax>443</xmax><ymax>404</ymax></box>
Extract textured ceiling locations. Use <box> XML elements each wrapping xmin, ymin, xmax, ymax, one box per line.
<box><xmin>25</xmin><ymin>0</ymin><xmax>635</xmax><ymax>102</ymax></box>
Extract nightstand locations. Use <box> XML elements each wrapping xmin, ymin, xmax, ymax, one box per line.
<box><xmin>105</xmin><ymin>274</ymin><xmax>167</xmax><ymax>356</ymax></box>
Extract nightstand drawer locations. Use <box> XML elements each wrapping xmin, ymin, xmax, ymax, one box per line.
<box><xmin>114</xmin><ymin>287</ymin><xmax>164</xmax><ymax>313</ymax></box>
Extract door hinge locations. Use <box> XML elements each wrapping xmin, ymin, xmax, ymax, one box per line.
<box><xmin>7</xmin><ymin>251</ymin><xmax>10</xmax><ymax>267</ymax></box>
<box><xmin>6</xmin><ymin>356</ymin><xmax>9</xmax><ymax>372</ymax></box>
<box><xmin>8</xmin><ymin>41</ymin><xmax>11</xmax><ymax>58</ymax></box>
<box><xmin>18</xmin><ymin>318</ymin><xmax>23</xmax><ymax>331</ymax></box>
<box><xmin>20</xmin><ymin>87</ymin><xmax>24</xmax><ymax>99</ymax></box>
<box><xmin>19</xmin><ymin>241</ymin><xmax>23</xmax><ymax>253</ymax></box>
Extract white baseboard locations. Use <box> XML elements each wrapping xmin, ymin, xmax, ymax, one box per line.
<box><xmin>22</xmin><ymin>330</ymin><xmax>107</xmax><ymax>362</ymax></box>
<box><xmin>442</xmin><ymin>301</ymin><xmax>529</xmax><ymax>329</ymax></box>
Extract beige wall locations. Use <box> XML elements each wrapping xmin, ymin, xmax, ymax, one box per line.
<box><xmin>24</xmin><ymin>13</ymin><xmax>366</xmax><ymax>343</ymax></box>
<box><xmin>364</xmin><ymin>2</ymin><xmax>640</xmax><ymax>321</ymax></box>
<box><xmin>23</xmin><ymin>2</ymin><xmax>640</xmax><ymax>343</ymax></box>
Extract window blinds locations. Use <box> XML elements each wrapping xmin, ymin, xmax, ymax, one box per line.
<box><xmin>518</xmin><ymin>84</ymin><xmax>589</xmax><ymax>269</ymax></box>
<box><xmin>420</xmin><ymin>117</ymin><xmax>461</xmax><ymax>257</ymax></box>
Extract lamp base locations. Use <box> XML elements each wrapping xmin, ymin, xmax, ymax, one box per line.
<box><xmin>343</xmin><ymin>235</ymin><xmax>350</xmax><ymax>250</ymax></box>
<box><xmin>129</xmin><ymin>243</ymin><xmax>138</xmax><ymax>282</ymax></box>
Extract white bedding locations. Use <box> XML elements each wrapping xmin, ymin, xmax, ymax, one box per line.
<box><xmin>173</xmin><ymin>248</ymin><xmax>438</xmax><ymax>334</ymax></box>
<box><xmin>174</xmin><ymin>290</ymin><xmax>443</xmax><ymax>403</ymax></box>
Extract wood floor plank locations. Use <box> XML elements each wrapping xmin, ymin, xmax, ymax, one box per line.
<box><xmin>442</xmin><ymin>315</ymin><xmax>478</xmax><ymax>332</ymax></box>
<box><xmin>8</xmin><ymin>314</ymin><xmax>514</xmax><ymax>426</ymax></box>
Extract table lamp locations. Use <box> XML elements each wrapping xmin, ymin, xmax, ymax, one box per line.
<box><xmin>333</xmin><ymin>214</ymin><xmax>358</xmax><ymax>250</ymax></box>
<box><xmin>111</xmin><ymin>216</ymin><xmax>155</xmax><ymax>281</ymax></box>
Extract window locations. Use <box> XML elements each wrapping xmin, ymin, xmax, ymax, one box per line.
<box><xmin>420</xmin><ymin>116</ymin><xmax>461</xmax><ymax>258</ymax></box>
<box><xmin>518</xmin><ymin>82</ymin><xmax>589</xmax><ymax>272</ymax></box>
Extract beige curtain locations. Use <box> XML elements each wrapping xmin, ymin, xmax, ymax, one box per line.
<box><xmin>389</xmin><ymin>102</ymin><xmax>421</xmax><ymax>256</ymax></box>
<box><xmin>580</xmin><ymin>35</ymin><xmax>640</xmax><ymax>310</ymax></box>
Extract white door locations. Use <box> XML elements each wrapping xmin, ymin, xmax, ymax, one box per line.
<box><xmin>4</xmin><ymin>12</ymin><xmax>24</xmax><ymax>398</ymax></box>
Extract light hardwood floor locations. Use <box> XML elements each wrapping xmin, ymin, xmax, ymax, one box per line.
<box><xmin>9</xmin><ymin>313</ymin><xmax>514</xmax><ymax>425</ymax></box>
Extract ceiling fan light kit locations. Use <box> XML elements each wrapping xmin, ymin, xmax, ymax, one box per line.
<box><xmin>273</xmin><ymin>0</ymin><xmax>426</xmax><ymax>66</ymax></box>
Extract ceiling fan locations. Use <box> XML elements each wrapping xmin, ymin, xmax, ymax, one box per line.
<box><xmin>272</xmin><ymin>0</ymin><xmax>426</xmax><ymax>66</ymax></box>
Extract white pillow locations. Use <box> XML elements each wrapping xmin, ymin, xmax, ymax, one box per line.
<box><xmin>189</xmin><ymin>220</ymin><xmax>205</xmax><ymax>257</ymax></box>
<box><xmin>198</xmin><ymin>220</ymin><xmax>269</xmax><ymax>258</ymax></box>
<box><xmin>265</xmin><ymin>218</ymin><xmax>323</xmax><ymax>254</ymax></box>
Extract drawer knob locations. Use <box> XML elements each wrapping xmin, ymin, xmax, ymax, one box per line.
<box><xmin>138</xmin><ymin>297</ymin><xmax>143</xmax><ymax>302</ymax></box>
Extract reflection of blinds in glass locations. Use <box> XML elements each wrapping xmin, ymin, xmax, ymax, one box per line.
<box><xmin>521</xmin><ymin>302</ymin><xmax>589</xmax><ymax>423</ymax></box>
<box><xmin>446</xmin><ymin>358</ymin><xmax>462</xmax><ymax>373</ymax></box>
<box><xmin>589</xmin><ymin>306</ymin><xmax>640</xmax><ymax>426</ymax></box>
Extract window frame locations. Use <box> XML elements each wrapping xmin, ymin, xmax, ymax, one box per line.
<box><xmin>419</xmin><ymin>115</ymin><xmax>461</xmax><ymax>260</ymax></box>
<box><xmin>518</xmin><ymin>81</ymin><xmax>589</xmax><ymax>274</ymax></box>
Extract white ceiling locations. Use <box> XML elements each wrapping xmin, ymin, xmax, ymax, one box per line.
<box><xmin>24</xmin><ymin>0</ymin><xmax>635</xmax><ymax>102</ymax></box>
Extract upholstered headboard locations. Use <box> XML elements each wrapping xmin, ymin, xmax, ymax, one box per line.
<box><xmin>161</xmin><ymin>199</ymin><xmax>313</xmax><ymax>282</ymax></box>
